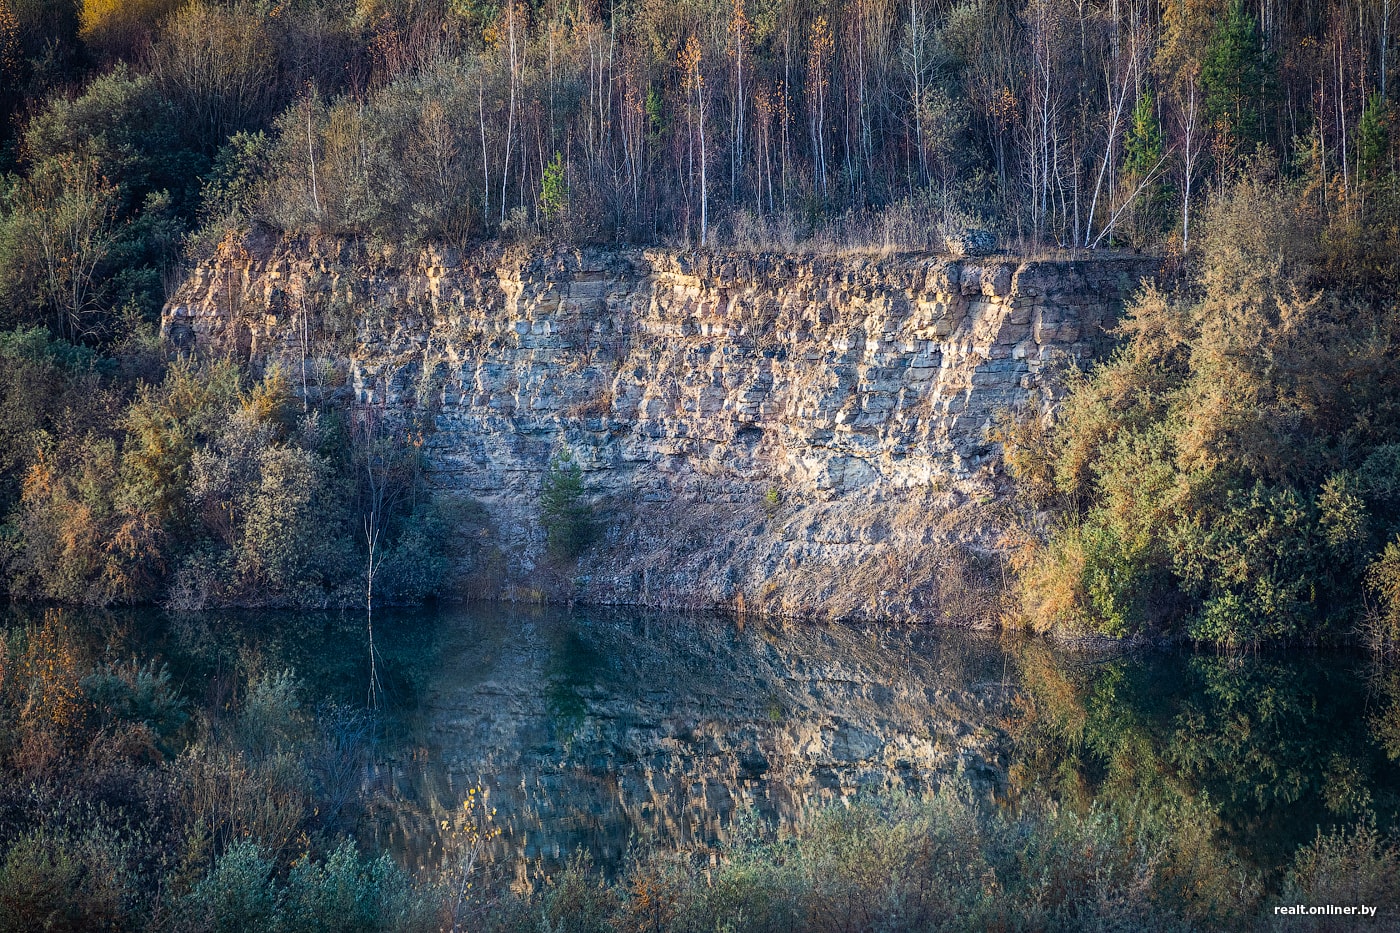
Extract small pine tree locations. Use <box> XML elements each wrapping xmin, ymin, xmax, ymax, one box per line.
<box><xmin>1123</xmin><ymin>88</ymin><xmax>1169</xmax><ymax>240</ymax></box>
<box><xmin>1123</xmin><ymin>89</ymin><xmax>1163</xmax><ymax>178</ymax></box>
<box><xmin>540</xmin><ymin>450</ymin><xmax>595</xmax><ymax>560</ymax></box>
<box><xmin>539</xmin><ymin>152</ymin><xmax>566</xmax><ymax>223</ymax></box>
<box><xmin>645</xmin><ymin>87</ymin><xmax>666</xmax><ymax>144</ymax></box>
<box><xmin>1358</xmin><ymin>92</ymin><xmax>1391</xmax><ymax>182</ymax></box>
<box><xmin>1201</xmin><ymin>0</ymin><xmax>1269</xmax><ymax>152</ymax></box>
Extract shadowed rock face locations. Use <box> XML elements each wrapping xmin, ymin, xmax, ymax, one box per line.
<box><xmin>365</xmin><ymin>606</ymin><xmax>1019</xmax><ymax>885</ymax></box>
<box><xmin>164</xmin><ymin>239</ymin><xmax>1157</xmax><ymax>620</ymax></box>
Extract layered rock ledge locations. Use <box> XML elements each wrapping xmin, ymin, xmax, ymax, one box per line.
<box><xmin>164</xmin><ymin>237</ymin><xmax>1158</xmax><ymax>622</ymax></box>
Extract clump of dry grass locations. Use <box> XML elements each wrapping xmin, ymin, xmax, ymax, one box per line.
<box><xmin>567</xmin><ymin>387</ymin><xmax>614</xmax><ymax>419</ymax></box>
<box><xmin>712</xmin><ymin>201</ymin><xmax>988</xmax><ymax>258</ymax></box>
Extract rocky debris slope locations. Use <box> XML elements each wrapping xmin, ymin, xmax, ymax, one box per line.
<box><xmin>164</xmin><ymin>236</ymin><xmax>1157</xmax><ymax>622</ymax></box>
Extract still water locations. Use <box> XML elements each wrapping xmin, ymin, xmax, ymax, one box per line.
<box><xmin>18</xmin><ymin>603</ymin><xmax>1400</xmax><ymax>890</ymax></box>
<box><xmin>363</xmin><ymin>606</ymin><xmax>1020</xmax><ymax>888</ymax></box>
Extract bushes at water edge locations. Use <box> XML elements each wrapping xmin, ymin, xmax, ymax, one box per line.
<box><xmin>1004</xmin><ymin>164</ymin><xmax>1400</xmax><ymax>647</ymax></box>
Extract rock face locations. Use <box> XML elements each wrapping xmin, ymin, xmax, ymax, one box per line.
<box><xmin>163</xmin><ymin>236</ymin><xmax>1157</xmax><ymax>622</ymax></box>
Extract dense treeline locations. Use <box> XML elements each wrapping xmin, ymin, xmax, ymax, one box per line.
<box><xmin>2</xmin><ymin>0</ymin><xmax>1400</xmax><ymax>277</ymax></box>
<box><xmin>151</xmin><ymin>0</ymin><xmax>1400</xmax><ymax>251</ymax></box>
<box><xmin>1003</xmin><ymin>164</ymin><xmax>1400</xmax><ymax>647</ymax></box>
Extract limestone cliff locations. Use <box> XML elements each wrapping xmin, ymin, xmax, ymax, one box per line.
<box><xmin>163</xmin><ymin>236</ymin><xmax>1157</xmax><ymax>623</ymax></box>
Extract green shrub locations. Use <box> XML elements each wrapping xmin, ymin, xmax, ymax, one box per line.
<box><xmin>376</xmin><ymin>500</ymin><xmax>450</xmax><ymax>604</ymax></box>
<box><xmin>0</xmin><ymin>829</ymin><xmax>135</xmax><ymax>932</ymax></box>
<box><xmin>1364</xmin><ymin>538</ymin><xmax>1400</xmax><ymax>655</ymax></box>
<box><xmin>192</xmin><ymin>131</ymin><xmax>272</xmax><ymax>252</ymax></box>
<box><xmin>1013</xmin><ymin>169</ymin><xmax>1400</xmax><ymax>645</ymax></box>
<box><xmin>24</xmin><ymin>64</ymin><xmax>197</xmax><ymax>214</ymax></box>
<box><xmin>235</xmin><ymin>669</ymin><xmax>307</xmax><ymax>760</ymax></box>
<box><xmin>81</xmin><ymin>658</ymin><xmax>187</xmax><ymax>750</ymax></box>
<box><xmin>279</xmin><ymin>841</ymin><xmax>431</xmax><ymax>933</ymax></box>
<box><xmin>180</xmin><ymin>841</ymin><xmax>277</xmax><ymax>933</ymax></box>
<box><xmin>0</xmin><ymin>327</ymin><xmax>100</xmax><ymax>519</ymax></box>
<box><xmin>1020</xmin><ymin>519</ymin><xmax>1161</xmax><ymax>637</ymax></box>
<box><xmin>236</xmin><ymin>445</ymin><xmax>343</xmax><ymax>596</ymax></box>
<box><xmin>1171</xmin><ymin>481</ymin><xmax>1326</xmax><ymax>645</ymax></box>
<box><xmin>538</xmin><ymin>854</ymin><xmax>619</xmax><ymax>933</ymax></box>
<box><xmin>3</xmin><ymin>433</ymin><xmax>164</xmax><ymax>605</ymax></box>
<box><xmin>181</xmin><ymin>840</ymin><xmax>433</xmax><ymax>933</ymax></box>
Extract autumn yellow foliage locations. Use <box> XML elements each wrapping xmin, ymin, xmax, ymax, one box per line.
<box><xmin>79</xmin><ymin>0</ymin><xmax>185</xmax><ymax>57</ymax></box>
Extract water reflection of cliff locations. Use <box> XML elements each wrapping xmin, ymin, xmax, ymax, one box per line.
<box><xmin>363</xmin><ymin>607</ymin><xmax>1400</xmax><ymax>890</ymax></box>
<box><xmin>366</xmin><ymin>606</ymin><xmax>1019</xmax><ymax>885</ymax></box>
<box><xmin>6</xmin><ymin>603</ymin><xmax>1397</xmax><ymax>898</ymax></box>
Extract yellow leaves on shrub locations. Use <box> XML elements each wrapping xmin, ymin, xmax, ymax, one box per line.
<box><xmin>0</xmin><ymin>3</ymin><xmax>18</xmax><ymax>88</ymax></box>
<box><xmin>19</xmin><ymin>448</ymin><xmax>54</xmax><ymax>502</ymax></box>
<box><xmin>1363</xmin><ymin>539</ymin><xmax>1400</xmax><ymax>657</ymax></box>
<box><xmin>241</xmin><ymin>365</ymin><xmax>294</xmax><ymax>431</ymax></box>
<box><xmin>122</xmin><ymin>358</ymin><xmax>242</xmax><ymax>525</ymax></box>
<box><xmin>0</xmin><ymin>612</ymin><xmax>92</xmax><ymax>773</ymax></box>
<box><xmin>12</xmin><ymin>436</ymin><xmax>166</xmax><ymax>605</ymax></box>
<box><xmin>18</xmin><ymin>617</ymin><xmax>88</xmax><ymax>734</ymax></box>
<box><xmin>101</xmin><ymin>511</ymin><xmax>165</xmax><ymax>601</ymax></box>
<box><xmin>79</xmin><ymin>0</ymin><xmax>185</xmax><ymax>58</ymax></box>
<box><xmin>1016</xmin><ymin>530</ymin><xmax>1090</xmax><ymax>636</ymax></box>
<box><xmin>79</xmin><ymin>0</ymin><xmax>182</xmax><ymax>34</ymax></box>
<box><xmin>990</xmin><ymin>407</ymin><xmax>1057</xmax><ymax>508</ymax></box>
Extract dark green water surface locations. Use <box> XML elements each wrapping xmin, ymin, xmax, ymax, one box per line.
<box><xmin>10</xmin><ymin>603</ymin><xmax>1400</xmax><ymax>891</ymax></box>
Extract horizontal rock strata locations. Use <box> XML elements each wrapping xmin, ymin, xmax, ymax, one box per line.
<box><xmin>165</xmin><ymin>237</ymin><xmax>1157</xmax><ymax>622</ymax></box>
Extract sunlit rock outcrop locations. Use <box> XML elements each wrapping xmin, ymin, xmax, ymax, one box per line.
<box><xmin>165</xmin><ymin>237</ymin><xmax>1156</xmax><ymax>621</ymax></box>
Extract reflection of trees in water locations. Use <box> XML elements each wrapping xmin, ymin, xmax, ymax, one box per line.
<box><xmin>369</xmin><ymin>606</ymin><xmax>1018</xmax><ymax>887</ymax></box>
<box><xmin>1372</xmin><ymin>666</ymin><xmax>1400</xmax><ymax>764</ymax></box>
<box><xmin>1006</xmin><ymin>643</ymin><xmax>1400</xmax><ymax>883</ymax></box>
